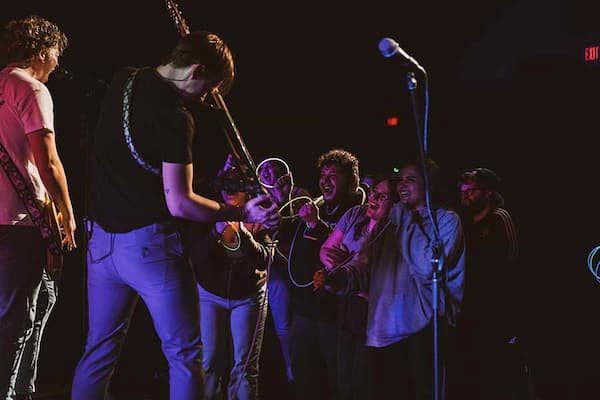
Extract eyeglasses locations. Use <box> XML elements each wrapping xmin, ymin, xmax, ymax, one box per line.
<box><xmin>460</xmin><ymin>187</ymin><xmax>483</xmax><ymax>196</ymax></box>
<box><xmin>369</xmin><ymin>189</ymin><xmax>390</xmax><ymax>202</ymax></box>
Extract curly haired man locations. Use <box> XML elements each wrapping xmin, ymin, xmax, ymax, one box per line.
<box><xmin>0</xmin><ymin>15</ymin><xmax>76</xmax><ymax>400</ymax></box>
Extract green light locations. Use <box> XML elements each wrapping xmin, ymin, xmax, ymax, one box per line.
<box><xmin>392</xmin><ymin>167</ymin><xmax>400</xmax><ymax>173</ymax></box>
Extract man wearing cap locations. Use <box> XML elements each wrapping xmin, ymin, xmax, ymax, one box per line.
<box><xmin>456</xmin><ymin>167</ymin><xmax>519</xmax><ymax>399</ymax></box>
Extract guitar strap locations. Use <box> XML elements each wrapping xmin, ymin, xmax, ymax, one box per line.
<box><xmin>122</xmin><ymin>68</ymin><xmax>161</xmax><ymax>176</ymax></box>
<box><xmin>0</xmin><ymin>138</ymin><xmax>62</xmax><ymax>256</ymax></box>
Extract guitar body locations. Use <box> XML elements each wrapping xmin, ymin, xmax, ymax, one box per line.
<box><xmin>43</xmin><ymin>199</ymin><xmax>64</xmax><ymax>280</ymax></box>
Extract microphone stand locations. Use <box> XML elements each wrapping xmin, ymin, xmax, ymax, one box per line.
<box><xmin>406</xmin><ymin>72</ymin><xmax>423</xmax><ymax>151</ymax></box>
<box><xmin>81</xmin><ymin>100</ymin><xmax>92</xmax><ymax>337</ymax></box>
<box><xmin>406</xmin><ymin>66</ymin><xmax>445</xmax><ymax>400</ymax></box>
<box><xmin>64</xmin><ymin>71</ymin><xmax>107</xmax><ymax>336</ymax></box>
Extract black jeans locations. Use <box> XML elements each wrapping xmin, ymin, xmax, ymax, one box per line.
<box><xmin>336</xmin><ymin>295</ymin><xmax>374</xmax><ymax>400</ymax></box>
<box><xmin>369</xmin><ymin>324</ymin><xmax>447</xmax><ymax>400</ymax></box>
<box><xmin>290</xmin><ymin>314</ymin><xmax>338</xmax><ymax>400</ymax></box>
<box><xmin>0</xmin><ymin>226</ymin><xmax>45</xmax><ymax>399</ymax></box>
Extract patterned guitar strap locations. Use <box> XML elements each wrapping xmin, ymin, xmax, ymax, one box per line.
<box><xmin>123</xmin><ymin>68</ymin><xmax>161</xmax><ymax>176</ymax></box>
<box><xmin>0</xmin><ymin>140</ymin><xmax>62</xmax><ymax>256</ymax></box>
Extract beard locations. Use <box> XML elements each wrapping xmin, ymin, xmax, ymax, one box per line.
<box><xmin>464</xmin><ymin>199</ymin><xmax>486</xmax><ymax>215</ymax></box>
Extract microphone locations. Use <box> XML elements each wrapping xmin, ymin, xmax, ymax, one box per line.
<box><xmin>53</xmin><ymin>66</ymin><xmax>107</xmax><ymax>85</ymax></box>
<box><xmin>378</xmin><ymin>37</ymin><xmax>424</xmax><ymax>71</ymax></box>
<box><xmin>52</xmin><ymin>66</ymin><xmax>73</xmax><ymax>80</ymax></box>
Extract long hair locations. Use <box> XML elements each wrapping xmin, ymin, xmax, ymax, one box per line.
<box><xmin>0</xmin><ymin>15</ymin><xmax>67</xmax><ymax>65</ymax></box>
<box><xmin>353</xmin><ymin>176</ymin><xmax>399</xmax><ymax>241</ymax></box>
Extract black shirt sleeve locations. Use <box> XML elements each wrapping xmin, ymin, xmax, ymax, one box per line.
<box><xmin>158</xmin><ymin>105</ymin><xmax>194</xmax><ymax>164</ymax></box>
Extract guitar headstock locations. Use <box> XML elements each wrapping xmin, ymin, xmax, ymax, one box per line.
<box><xmin>165</xmin><ymin>0</ymin><xmax>190</xmax><ymax>37</ymax></box>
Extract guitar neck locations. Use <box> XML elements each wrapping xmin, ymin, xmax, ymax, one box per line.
<box><xmin>165</xmin><ymin>0</ymin><xmax>190</xmax><ymax>37</ymax></box>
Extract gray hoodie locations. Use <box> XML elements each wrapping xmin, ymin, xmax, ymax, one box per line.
<box><xmin>330</xmin><ymin>202</ymin><xmax>466</xmax><ymax>347</ymax></box>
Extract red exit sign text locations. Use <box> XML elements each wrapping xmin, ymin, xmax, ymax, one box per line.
<box><xmin>585</xmin><ymin>46</ymin><xmax>599</xmax><ymax>62</ymax></box>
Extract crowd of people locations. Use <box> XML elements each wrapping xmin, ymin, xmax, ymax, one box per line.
<box><xmin>0</xmin><ymin>14</ymin><xmax>527</xmax><ymax>400</ymax></box>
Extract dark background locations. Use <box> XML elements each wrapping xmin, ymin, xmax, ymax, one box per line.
<box><xmin>3</xmin><ymin>0</ymin><xmax>600</xmax><ymax>398</ymax></box>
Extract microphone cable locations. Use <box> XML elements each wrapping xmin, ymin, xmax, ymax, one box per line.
<box><xmin>229</xmin><ymin>229</ymin><xmax>276</xmax><ymax>399</ymax></box>
<box><xmin>230</xmin><ymin>168</ymin><xmax>313</xmax><ymax>395</ymax></box>
<box><xmin>587</xmin><ymin>245</ymin><xmax>600</xmax><ymax>282</ymax></box>
<box><xmin>287</xmin><ymin>217</ymin><xmax>315</xmax><ymax>288</ymax></box>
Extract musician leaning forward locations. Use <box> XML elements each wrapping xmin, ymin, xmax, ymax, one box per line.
<box><xmin>70</xmin><ymin>31</ymin><xmax>280</xmax><ymax>399</ymax></box>
<box><xmin>0</xmin><ymin>15</ymin><xmax>77</xmax><ymax>400</ymax></box>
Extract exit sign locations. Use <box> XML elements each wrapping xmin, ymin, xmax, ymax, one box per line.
<box><xmin>584</xmin><ymin>46</ymin><xmax>599</xmax><ymax>62</ymax></box>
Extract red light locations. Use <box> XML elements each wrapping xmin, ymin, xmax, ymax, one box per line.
<box><xmin>585</xmin><ymin>46</ymin><xmax>599</xmax><ymax>62</ymax></box>
<box><xmin>387</xmin><ymin>116</ymin><xmax>399</xmax><ymax>126</ymax></box>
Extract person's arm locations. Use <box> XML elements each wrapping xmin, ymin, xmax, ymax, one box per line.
<box><xmin>408</xmin><ymin>210</ymin><xmax>465</xmax><ymax>282</ymax></box>
<box><xmin>27</xmin><ymin>129</ymin><xmax>76</xmax><ymax>248</ymax></box>
<box><xmin>406</xmin><ymin>207</ymin><xmax>466</xmax><ymax>321</ymax></box>
<box><xmin>319</xmin><ymin>228</ymin><xmax>350</xmax><ymax>270</ymax></box>
<box><xmin>298</xmin><ymin>201</ymin><xmax>334</xmax><ymax>240</ymax></box>
<box><xmin>321</xmin><ymin>245</ymin><xmax>371</xmax><ymax>295</ymax></box>
<box><xmin>237</xmin><ymin>224</ymin><xmax>273</xmax><ymax>270</ymax></box>
<box><xmin>162</xmin><ymin>162</ymin><xmax>279</xmax><ymax>225</ymax></box>
<box><xmin>488</xmin><ymin>209</ymin><xmax>518</xmax><ymax>263</ymax></box>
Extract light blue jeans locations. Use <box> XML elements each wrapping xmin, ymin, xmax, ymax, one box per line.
<box><xmin>71</xmin><ymin>222</ymin><xmax>204</xmax><ymax>400</ymax></box>
<box><xmin>266</xmin><ymin>264</ymin><xmax>293</xmax><ymax>381</ymax></box>
<box><xmin>198</xmin><ymin>284</ymin><xmax>267</xmax><ymax>400</ymax></box>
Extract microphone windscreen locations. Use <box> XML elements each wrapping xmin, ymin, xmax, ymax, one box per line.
<box><xmin>378</xmin><ymin>37</ymin><xmax>399</xmax><ymax>58</ymax></box>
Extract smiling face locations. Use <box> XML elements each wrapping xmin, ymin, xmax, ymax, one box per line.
<box><xmin>319</xmin><ymin>164</ymin><xmax>352</xmax><ymax>204</ymax></box>
<box><xmin>259</xmin><ymin>161</ymin><xmax>290</xmax><ymax>189</ymax></box>
<box><xmin>366</xmin><ymin>180</ymin><xmax>394</xmax><ymax>222</ymax></box>
<box><xmin>396</xmin><ymin>165</ymin><xmax>426</xmax><ymax>210</ymax></box>
<box><xmin>258</xmin><ymin>160</ymin><xmax>292</xmax><ymax>205</ymax></box>
<box><xmin>259</xmin><ymin>162</ymin><xmax>280</xmax><ymax>187</ymax></box>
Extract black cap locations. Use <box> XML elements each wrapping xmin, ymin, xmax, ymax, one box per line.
<box><xmin>459</xmin><ymin>167</ymin><xmax>505</xmax><ymax>206</ymax></box>
<box><xmin>460</xmin><ymin>167</ymin><xmax>501</xmax><ymax>191</ymax></box>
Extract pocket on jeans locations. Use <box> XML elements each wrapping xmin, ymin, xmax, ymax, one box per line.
<box><xmin>87</xmin><ymin>229</ymin><xmax>112</xmax><ymax>264</ymax></box>
<box><xmin>140</xmin><ymin>231</ymin><xmax>184</xmax><ymax>263</ymax></box>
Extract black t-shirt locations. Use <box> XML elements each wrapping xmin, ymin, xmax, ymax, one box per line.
<box><xmin>91</xmin><ymin>67</ymin><xmax>222</xmax><ymax>232</ymax></box>
<box><xmin>290</xmin><ymin>190</ymin><xmax>366</xmax><ymax>321</ymax></box>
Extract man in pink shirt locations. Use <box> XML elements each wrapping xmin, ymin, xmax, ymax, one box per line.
<box><xmin>0</xmin><ymin>15</ymin><xmax>77</xmax><ymax>400</ymax></box>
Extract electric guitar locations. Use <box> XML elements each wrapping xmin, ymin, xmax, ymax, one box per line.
<box><xmin>43</xmin><ymin>197</ymin><xmax>65</xmax><ymax>280</ymax></box>
<box><xmin>0</xmin><ymin>138</ymin><xmax>66</xmax><ymax>280</ymax></box>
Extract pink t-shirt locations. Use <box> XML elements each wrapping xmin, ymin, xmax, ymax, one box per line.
<box><xmin>0</xmin><ymin>66</ymin><xmax>54</xmax><ymax>225</ymax></box>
